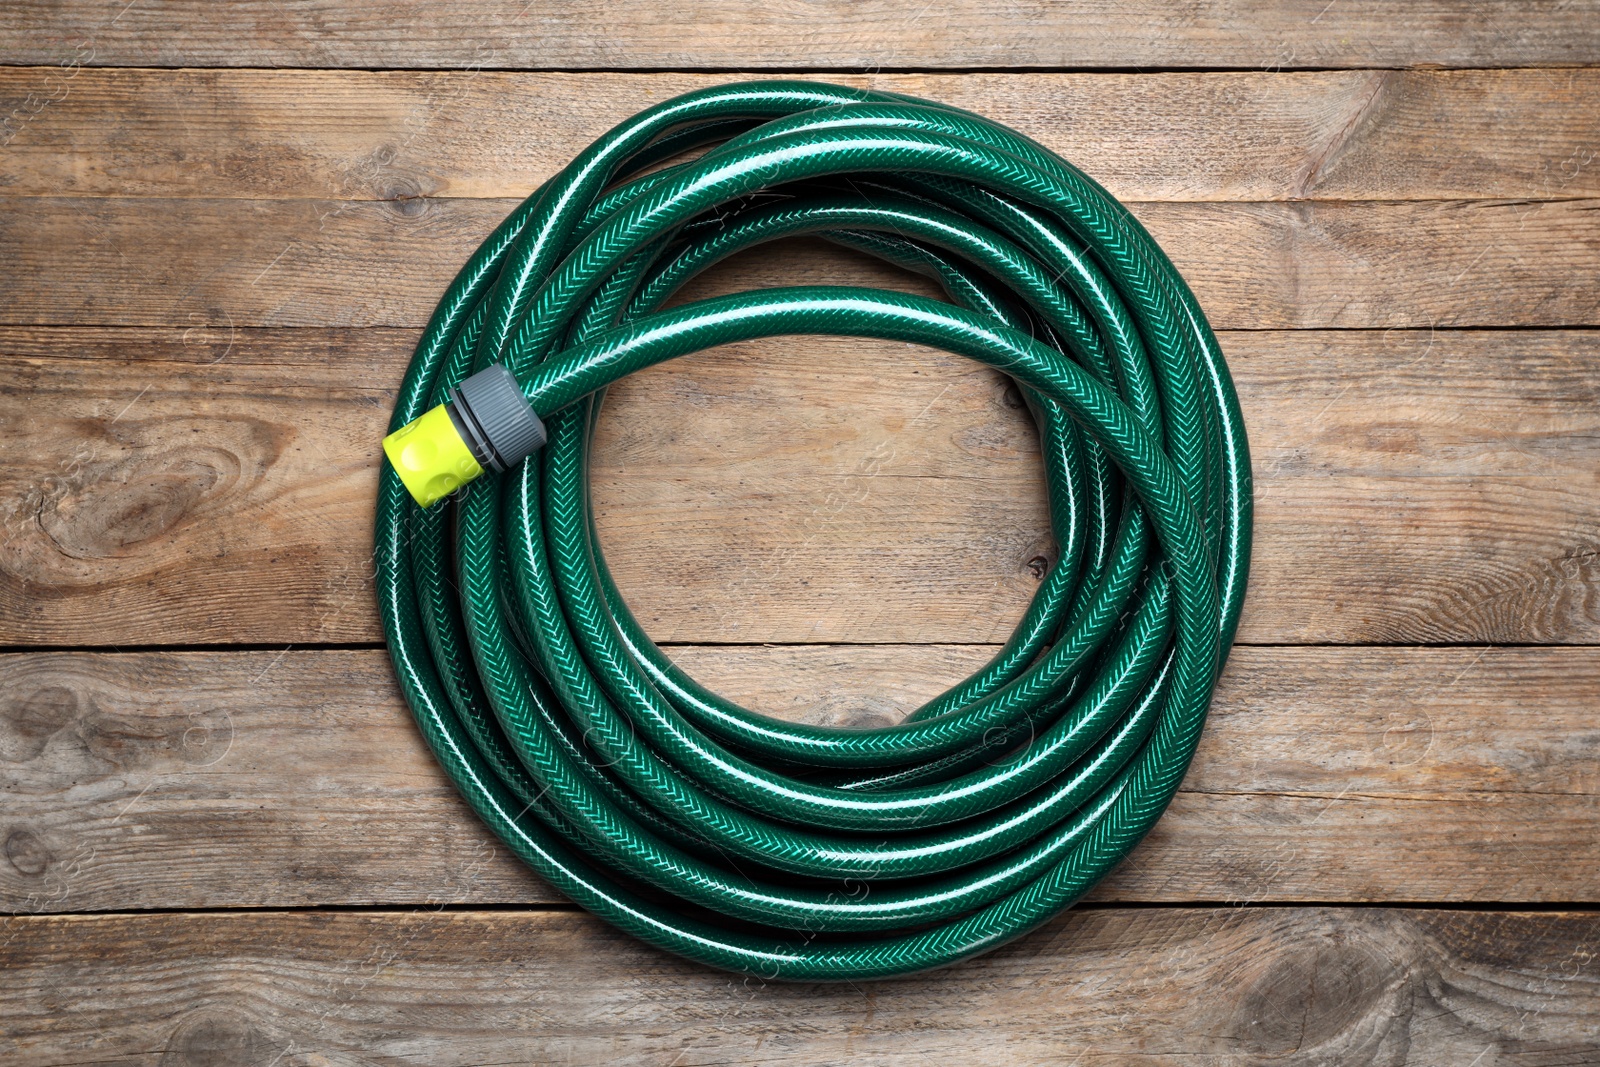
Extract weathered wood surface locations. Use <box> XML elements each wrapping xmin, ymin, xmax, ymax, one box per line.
<box><xmin>2</xmin><ymin>197</ymin><xmax>1596</xmax><ymax>330</ymax></box>
<box><xmin>3</xmin><ymin>326</ymin><xmax>1595</xmax><ymax>646</ymax></box>
<box><xmin>5</xmin><ymin>68</ymin><xmax>1600</xmax><ymax>203</ymax></box>
<box><xmin>2</xmin><ymin>906</ymin><xmax>1596</xmax><ymax>1066</ymax></box>
<box><xmin>1</xmin><ymin>24</ymin><xmax>1595</xmax><ymax>1062</ymax></box>
<box><xmin>5</xmin><ymin>1</ymin><xmax>1599</xmax><ymax>70</ymax></box>
<box><xmin>2</xmin><ymin>646</ymin><xmax>1594</xmax><ymax>911</ymax></box>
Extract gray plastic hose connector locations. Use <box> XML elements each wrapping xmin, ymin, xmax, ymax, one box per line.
<box><xmin>446</xmin><ymin>363</ymin><xmax>547</xmax><ymax>473</ymax></box>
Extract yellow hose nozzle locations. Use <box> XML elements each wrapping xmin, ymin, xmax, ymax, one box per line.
<box><xmin>382</xmin><ymin>364</ymin><xmax>546</xmax><ymax>507</ymax></box>
<box><xmin>382</xmin><ymin>404</ymin><xmax>483</xmax><ymax>508</ymax></box>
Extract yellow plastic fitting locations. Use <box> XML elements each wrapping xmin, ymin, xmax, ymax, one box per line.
<box><xmin>383</xmin><ymin>404</ymin><xmax>483</xmax><ymax>508</ymax></box>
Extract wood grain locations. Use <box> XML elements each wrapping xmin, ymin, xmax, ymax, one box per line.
<box><xmin>2</xmin><ymin>646</ymin><xmax>1594</xmax><ymax>912</ymax></box>
<box><xmin>2</xmin><ymin>197</ymin><xmax>1597</xmax><ymax>330</ymax></box>
<box><xmin>1</xmin><ymin>9</ymin><xmax>1594</xmax><ymax>1060</ymax></box>
<box><xmin>5</xmin><ymin>68</ymin><xmax>1599</xmax><ymax>202</ymax></box>
<box><xmin>2</xmin><ymin>326</ymin><xmax>1595</xmax><ymax>646</ymax></box>
<box><xmin>2</xmin><ymin>906</ymin><xmax>1596</xmax><ymax>1065</ymax></box>
<box><xmin>5</xmin><ymin>0</ymin><xmax>1598</xmax><ymax>70</ymax></box>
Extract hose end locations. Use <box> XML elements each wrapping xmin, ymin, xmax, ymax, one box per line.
<box><xmin>383</xmin><ymin>364</ymin><xmax>545</xmax><ymax>508</ymax></box>
<box><xmin>383</xmin><ymin>403</ymin><xmax>483</xmax><ymax>508</ymax></box>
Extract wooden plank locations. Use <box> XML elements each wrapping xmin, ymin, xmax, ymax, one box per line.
<box><xmin>5</xmin><ymin>68</ymin><xmax>1599</xmax><ymax>203</ymax></box>
<box><xmin>2</xmin><ymin>326</ymin><xmax>1596</xmax><ymax>647</ymax></box>
<box><xmin>1</xmin><ymin>646</ymin><xmax>1594</xmax><ymax>912</ymax></box>
<box><xmin>2</xmin><ymin>906</ymin><xmax>1596</xmax><ymax>1065</ymax></box>
<box><xmin>4</xmin><ymin>0</ymin><xmax>1598</xmax><ymax>70</ymax></box>
<box><xmin>2</xmin><ymin>197</ymin><xmax>1597</xmax><ymax>330</ymax></box>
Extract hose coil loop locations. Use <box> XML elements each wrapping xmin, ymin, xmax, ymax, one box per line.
<box><xmin>376</xmin><ymin>81</ymin><xmax>1252</xmax><ymax>980</ymax></box>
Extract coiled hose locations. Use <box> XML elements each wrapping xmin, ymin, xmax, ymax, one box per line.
<box><xmin>375</xmin><ymin>80</ymin><xmax>1252</xmax><ymax>980</ymax></box>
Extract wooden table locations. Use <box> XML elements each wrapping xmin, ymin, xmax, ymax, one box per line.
<box><xmin>2</xmin><ymin>4</ymin><xmax>1598</xmax><ymax>1063</ymax></box>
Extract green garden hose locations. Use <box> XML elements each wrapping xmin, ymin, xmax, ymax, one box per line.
<box><xmin>375</xmin><ymin>80</ymin><xmax>1252</xmax><ymax>980</ymax></box>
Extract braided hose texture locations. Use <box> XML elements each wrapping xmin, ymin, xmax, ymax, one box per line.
<box><xmin>375</xmin><ymin>81</ymin><xmax>1252</xmax><ymax>980</ymax></box>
